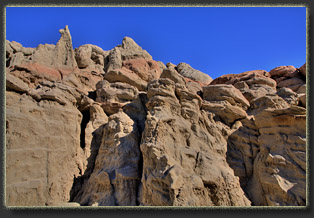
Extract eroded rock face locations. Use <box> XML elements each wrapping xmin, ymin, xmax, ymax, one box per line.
<box><xmin>76</xmin><ymin>110</ymin><xmax>141</xmax><ymax>206</ymax></box>
<box><xmin>103</xmin><ymin>37</ymin><xmax>161</xmax><ymax>91</ymax></box>
<box><xmin>139</xmin><ymin>78</ymin><xmax>250</xmax><ymax>206</ymax></box>
<box><xmin>5</xmin><ymin>26</ymin><xmax>306</xmax><ymax>207</ymax></box>
<box><xmin>54</xmin><ymin>25</ymin><xmax>77</xmax><ymax>69</ymax></box>
<box><xmin>75</xmin><ymin>44</ymin><xmax>108</xmax><ymax>74</ymax></box>
<box><xmin>176</xmin><ymin>62</ymin><xmax>213</xmax><ymax>85</ymax></box>
<box><xmin>210</xmin><ymin>70</ymin><xmax>277</xmax><ymax>104</ymax></box>
<box><xmin>211</xmin><ymin>65</ymin><xmax>306</xmax><ymax>206</ymax></box>
<box><xmin>6</xmin><ymin>92</ymin><xmax>85</xmax><ymax>206</ymax></box>
<box><xmin>269</xmin><ymin>65</ymin><xmax>306</xmax><ymax>92</ymax></box>
<box><xmin>226</xmin><ymin>98</ymin><xmax>306</xmax><ymax>206</ymax></box>
<box><xmin>248</xmin><ymin>106</ymin><xmax>306</xmax><ymax>206</ymax></box>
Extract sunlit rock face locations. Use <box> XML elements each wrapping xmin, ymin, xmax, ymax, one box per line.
<box><xmin>5</xmin><ymin>26</ymin><xmax>306</xmax><ymax>207</ymax></box>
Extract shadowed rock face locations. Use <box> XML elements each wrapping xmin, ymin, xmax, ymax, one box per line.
<box><xmin>76</xmin><ymin>110</ymin><xmax>141</xmax><ymax>206</ymax></box>
<box><xmin>5</xmin><ymin>26</ymin><xmax>306</xmax><ymax>207</ymax></box>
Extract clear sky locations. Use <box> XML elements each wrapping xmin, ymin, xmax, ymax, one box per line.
<box><xmin>6</xmin><ymin>6</ymin><xmax>306</xmax><ymax>79</ymax></box>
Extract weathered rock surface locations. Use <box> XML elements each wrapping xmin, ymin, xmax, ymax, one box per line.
<box><xmin>103</xmin><ymin>37</ymin><xmax>162</xmax><ymax>91</ymax></box>
<box><xmin>140</xmin><ymin>78</ymin><xmax>250</xmax><ymax>206</ymax></box>
<box><xmin>75</xmin><ymin>44</ymin><xmax>108</xmax><ymax>74</ymax></box>
<box><xmin>269</xmin><ymin>65</ymin><xmax>306</xmax><ymax>92</ymax></box>
<box><xmin>7</xmin><ymin>26</ymin><xmax>77</xmax><ymax>78</ymax></box>
<box><xmin>5</xmin><ymin>26</ymin><xmax>306</xmax><ymax>207</ymax></box>
<box><xmin>210</xmin><ymin>70</ymin><xmax>271</xmax><ymax>85</ymax></box>
<box><xmin>248</xmin><ymin>106</ymin><xmax>306</xmax><ymax>206</ymax></box>
<box><xmin>54</xmin><ymin>25</ymin><xmax>78</xmax><ymax>69</ymax></box>
<box><xmin>269</xmin><ymin>65</ymin><xmax>297</xmax><ymax>77</ymax></box>
<box><xmin>227</xmin><ymin>102</ymin><xmax>306</xmax><ymax>206</ymax></box>
<box><xmin>176</xmin><ymin>62</ymin><xmax>213</xmax><ymax>85</ymax></box>
<box><xmin>95</xmin><ymin>80</ymin><xmax>139</xmax><ymax>115</ymax></box>
<box><xmin>6</xmin><ymin>91</ymin><xmax>85</xmax><ymax>206</ymax></box>
<box><xmin>211</xmin><ymin>70</ymin><xmax>277</xmax><ymax>104</ymax></box>
<box><xmin>75</xmin><ymin>110</ymin><xmax>141</xmax><ymax>206</ymax></box>
<box><xmin>203</xmin><ymin>84</ymin><xmax>250</xmax><ymax>109</ymax></box>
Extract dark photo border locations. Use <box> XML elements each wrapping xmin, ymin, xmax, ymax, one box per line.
<box><xmin>0</xmin><ymin>0</ymin><xmax>312</xmax><ymax>217</ymax></box>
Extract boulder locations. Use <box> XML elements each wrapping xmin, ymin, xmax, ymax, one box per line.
<box><xmin>210</xmin><ymin>70</ymin><xmax>270</xmax><ymax>85</ymax></box>
<box><xmin>122</xmin><ymin>58</ymin><xmax>162</xmax><ymax>82</ymax></box>
<box><xmin>6</xmin><ymin>72</ymin><xmax>30</xmax><ymax>93</ymax></box>
<box><xmin>103</xmin><ymin>68</ymin><xmax>147</xmax><ymax>91</ymax></box>
<box><xmin>250</xmin><ymin>94</ymin><xmax>290</xmax><ymax>114</ymax></box>
<box><xmin>276</xmin><ymin>87</ymin><xmax>299</xmax><ymax>106</ymax></box>
<box><xmin>269</xmin><ymin>66</ymin><xmax>297</xmax><ymax>77</ymax></box>
<box><xmin>203</xmin><ymin>84</ymin><xmax>250</xmax><ymax>109</ymax></box>
<box><xmin>202</xmin><ymin>100</ymin><xmax>248</xmax><ymax>125</ymax></box>
<box><xmin>176</xmin><ymin>62</ymin><xmax>213</xmax><ymax>85</ymax></box>
<box><xmin>105</xmin><ymin>47</ymin><xmax>122</xmax><ymax>72</ymax></box>
<box><xmin>160</xmin><ymin>67</ymin><xmax>186</xmax><ymax>86</ymax></box>
<box><xmin>96</xmin><ymin>80</ymin><xmax>139</xmax><ymax>115</ymax></box>
<box><xmin>277</xmin><ymin>77</ymin><xmax>305</xmax><ymax>91</ymax></box>
<box><xmin>75</xmin><ymin>44</ymin><xmax>108</xmax><ymax>73</ymax></box>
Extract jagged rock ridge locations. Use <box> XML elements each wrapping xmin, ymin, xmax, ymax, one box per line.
<box><xmin>5</xmin><ymin>26</ymin><xmax>306</xmax><ymax>207</ymax></box>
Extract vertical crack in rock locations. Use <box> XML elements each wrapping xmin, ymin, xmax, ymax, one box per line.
<box><xmin>80</xmin><ymin>110</ymin><xmax>90</xmax><ymax>149</ymax></box>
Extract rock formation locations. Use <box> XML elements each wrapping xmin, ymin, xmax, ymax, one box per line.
<box><xmin>5</xmin><ymin>26</ymin><xmax>307</xmax><ymax>207</ymax></box>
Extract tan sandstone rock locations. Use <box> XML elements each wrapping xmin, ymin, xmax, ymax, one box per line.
<box><xmin>6</xmin><ymin>91</ymin><xmax>85</xmax><ymax>206</ymax></box>
<box><xmin>176</xmin><ymin>62</ymin><xmax>213</xmax><ymax>85</ymax></box>
<box><xmin>75</xmin><ymin>44</ymin><xmax>108</xmax><ymax>74</ymax></box>
<box><xmin>139</xmin><ymin>78</ymin><xmax>251</xmax><ymax>206</ymax></box>
<box><xmin>5</xmin><ymin>26</ymin><xmax>306</xmax><ymax>208</ymax></box>
<box><xmin>76</xmin><ymin>110</ymin><xmax>141</xmax><ymax>206</ymax></box>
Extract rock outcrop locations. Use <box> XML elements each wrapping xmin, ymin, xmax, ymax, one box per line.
<box><xmin>5</xmin><ymin>26</ymin><xmax>306</xmax><ymax>207</ymax></box>
<box><xmin>75</xmin><ymin>110</ymin><xmax>141</xmax><ymax>206</ymax></box>
<box><xmin>6</xmin><ymin>91</ymin><xmax>84</xmax><ymax>206</ymax></box>
<box><xmin>140</xmin><ymin>78</ymin><xmax>250</xmax><ymax>206</ymax></box>
<box><xmin>176</xmin><ymin>62</ymin><xmax>213</xmax><ymax>85</ymax></box>
<box><xmin>221</xmin><ymin>65</ymin><xmax>307</xmax><ymax>206</ymax></box>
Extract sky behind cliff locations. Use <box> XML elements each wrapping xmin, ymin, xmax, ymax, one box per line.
<box><xmin>6</xmin><ymin>6</ymin><xmax>306</xmax><ymax>79</ymax></box>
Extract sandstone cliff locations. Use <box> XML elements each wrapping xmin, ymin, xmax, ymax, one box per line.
<box><xmin>5</xmin><ymin>26</ymin><xmax>306</xmax><ymax>207</ymax></box>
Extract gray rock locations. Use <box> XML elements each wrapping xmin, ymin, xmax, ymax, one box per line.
<box><xmin>276</xmin><ymin>87</ymin><xmax>299</xmax><ymax>106</ymax></box>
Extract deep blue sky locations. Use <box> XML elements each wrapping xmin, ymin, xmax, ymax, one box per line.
<box><xmin>6</xmin><ymin>7</ymin><xmax>306</xmax><ymax>79</ymax></box>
